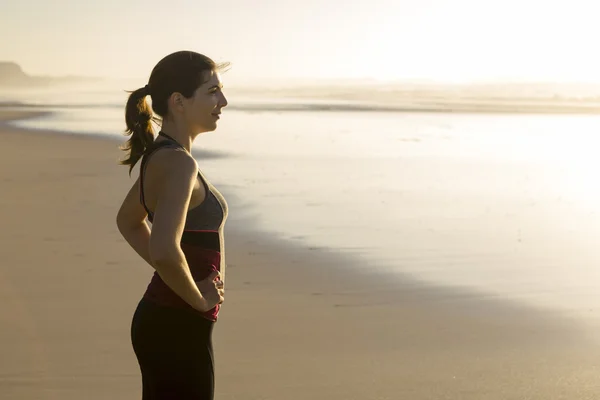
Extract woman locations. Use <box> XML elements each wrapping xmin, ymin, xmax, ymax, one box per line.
<box><xmin>116</xmin><ymin>50</ymin><xmax>229</xmax><ymax>399</ymax></box>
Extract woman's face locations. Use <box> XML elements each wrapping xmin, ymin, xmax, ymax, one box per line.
<box><xmin>182</xmin><ymin>70</ymin><xmax>228</xmax><ymax>134</ymax></box>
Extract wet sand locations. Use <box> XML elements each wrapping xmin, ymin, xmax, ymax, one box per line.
<box><xmin>0</xmin><ymin>110</ymin><xmax>598</xmax><ymax>399</ymax></box>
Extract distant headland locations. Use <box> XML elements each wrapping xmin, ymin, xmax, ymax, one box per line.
<box><xmin>0</xmin><ymin>62</ymin><xmax>100</xmax><ymax>87</ymax></box>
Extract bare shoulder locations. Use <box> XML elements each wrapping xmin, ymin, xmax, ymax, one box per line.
<box><xmin>144</xmin><ymin>147</ymin><xmax>198</xmax><ymax>212</ymax></box>
<box><xmin>146</xmin><ymin>146</ymin><xmax>198</xmax><ymax>180</ymax></box>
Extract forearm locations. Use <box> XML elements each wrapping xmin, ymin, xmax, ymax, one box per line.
<box><xmin>220</xmin><ymin>240</ymin><xmax>225</xmax><ymax>283</ymax></box>
<box><xmin>219</xmin><ymin>231</ymin><xmax>226</xmax><ymax>283</ymax></box>
<box><xmin>153</xmin><ymin>251</ymin><xmax>207</xmax><ymax>311</ymax></box>
<box><xmin>119</xmin><ymin>222</ymin><xmax>153</xmax><ymax>267</ymax></box>
<box><xmin>120</xmin><ymin>223</ymin><xmax>207</xmax><ymax>311</ymax></box>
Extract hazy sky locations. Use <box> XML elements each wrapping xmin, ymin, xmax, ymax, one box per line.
<box><xmin>2</xmin><ymin>0</ymin><xmax>599</xmax><ymax>83</ymax></box>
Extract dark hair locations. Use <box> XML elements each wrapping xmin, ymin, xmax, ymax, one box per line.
<box><xmin>119</xmin><ymin>51</ymin><xmax>229</xmax><ymax>174</ymax></box>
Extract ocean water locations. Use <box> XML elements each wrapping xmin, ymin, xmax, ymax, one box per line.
<box><xmin>4</xmin><ymin>84</ymin><xmax>600</xmax><ymax>324</ymax></box>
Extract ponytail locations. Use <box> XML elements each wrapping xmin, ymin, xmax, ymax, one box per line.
<box><xmin>120</xmin><ymin>85</ymin><xmax>155</xmax><ymax>175</ymax></box>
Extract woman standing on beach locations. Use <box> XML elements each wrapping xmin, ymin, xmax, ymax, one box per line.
<box><xmin>116</xmin><ymin>51</ymin><xmax>229</xmax><ymax>399</ymax></box>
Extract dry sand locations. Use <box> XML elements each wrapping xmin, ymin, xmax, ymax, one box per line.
<box><xmin>1</xmin><ymin>110</ymin><xmax>599</xmax><ymax>399</ymax></box>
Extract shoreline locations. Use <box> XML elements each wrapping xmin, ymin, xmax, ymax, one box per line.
<box><xmin>1</xmin><ymin>110</ymin><xmax>599</xmax><ymax>399</ymax></box>
<box><xmin>4</xmin><ymin>98</ymin><xmax>600</xmax><ymax>115</ymax></box>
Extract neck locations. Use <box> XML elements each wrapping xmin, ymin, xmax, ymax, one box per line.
<box><xmin>159</xmin><ymin>120</ymin><xmax>194</xmax><ymax>152</ymax></box>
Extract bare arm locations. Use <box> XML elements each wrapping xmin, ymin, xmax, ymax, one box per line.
<box><xmin>146</xmin><ymin>150</ymin><xmax>213</xmax><ymax>312</ymax></box>
<box><xmin>116</xmin><ymin>178</ymin><xmax>153</xmax><ymax>267</ymax></box>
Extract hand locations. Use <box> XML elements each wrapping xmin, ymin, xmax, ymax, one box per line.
<box><xmin>195</xmin><ymin>270</ymin><xmax>224</xmax><ymax>312</ymax></box>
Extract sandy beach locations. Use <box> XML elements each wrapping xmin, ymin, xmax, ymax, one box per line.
<box><xmin>1</xmin><ymin>109</ymin><xmax>599</xmax><ymax>399</ymax></box>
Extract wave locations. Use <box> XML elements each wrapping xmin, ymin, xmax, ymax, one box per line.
<box><xmin>3</xmin><ymin>98</ymin><xmax>600</xmax><ymax>115</ymax></box>
<box><xmin>0</xmin><ymin>99</ymin><xmax>406</xmax><ymax>113</ymax></box>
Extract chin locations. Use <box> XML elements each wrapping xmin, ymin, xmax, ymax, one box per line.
<box><xmin>196</xmin><ymin>123</ymin><xmax>218</xmax><ymax>134</ymax></box>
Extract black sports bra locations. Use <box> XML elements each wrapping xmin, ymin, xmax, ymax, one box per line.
<box><xmin>139</xmin><ymin>132</ymin><xmax>227</xmax><ymax>232</ymax></box>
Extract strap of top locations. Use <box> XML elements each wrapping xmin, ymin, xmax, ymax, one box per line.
<box><xmin>157</xmin><ymin>131</ymin><xmax>181</xmax><ymax>145</ymax></box>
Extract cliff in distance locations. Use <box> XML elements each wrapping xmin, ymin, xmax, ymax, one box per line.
<box><xmin>0</xmin><ymin>62</ymin><xmax>98</xmax><ymax>87</ymax></box>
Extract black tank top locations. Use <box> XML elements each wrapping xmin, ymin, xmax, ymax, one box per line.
<box><xmin>138</xmin><ymin>132</ymin><xmax>229</xmax><ymax>321</ymax></box>
<box><xmin>138</xmin><ymin>132</ymin><xmax>228</xmax><ymax>232</ymax></box>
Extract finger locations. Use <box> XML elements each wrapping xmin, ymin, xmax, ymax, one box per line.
<box><xmin>206</xmin><ymin>270</ymin><xmax>220</xmax><ymax>282</ymax></box>
<box><xmin>218</xmin><ymin>295</ymin><xmax>224</xmax><ymax>304</ymax></box>
<box><xmin>218</xmin><ymin>288</ymin><xmax>225</xmax><ymax>296</ymax></box>
<box><xmin>215</xmin><ymin>280</ymin><xmax>224</xmax><ymax>289</ymax></box>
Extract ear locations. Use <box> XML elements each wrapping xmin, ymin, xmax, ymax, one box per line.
<box><xmin>167</xmin><ymin>92</ymin><xmax>186</xmax><ymax>113</ymax></box>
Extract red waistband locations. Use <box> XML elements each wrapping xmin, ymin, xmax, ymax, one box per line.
<box><xmin>143</xmin><ymin>246</ymin><xmax>221</xmax><ymax>321</ymax></box>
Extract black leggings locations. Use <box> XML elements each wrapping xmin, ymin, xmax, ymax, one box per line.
<box><xmin>131</xmin><ymin>298</ymin><xmax>215</xmax><ymax>400</ymax></box>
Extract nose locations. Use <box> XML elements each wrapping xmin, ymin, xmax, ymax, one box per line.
<box><xmin>218</xmin><ymin>91</ymin><xmax>228</xmax><ymax>108</ymax></box>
